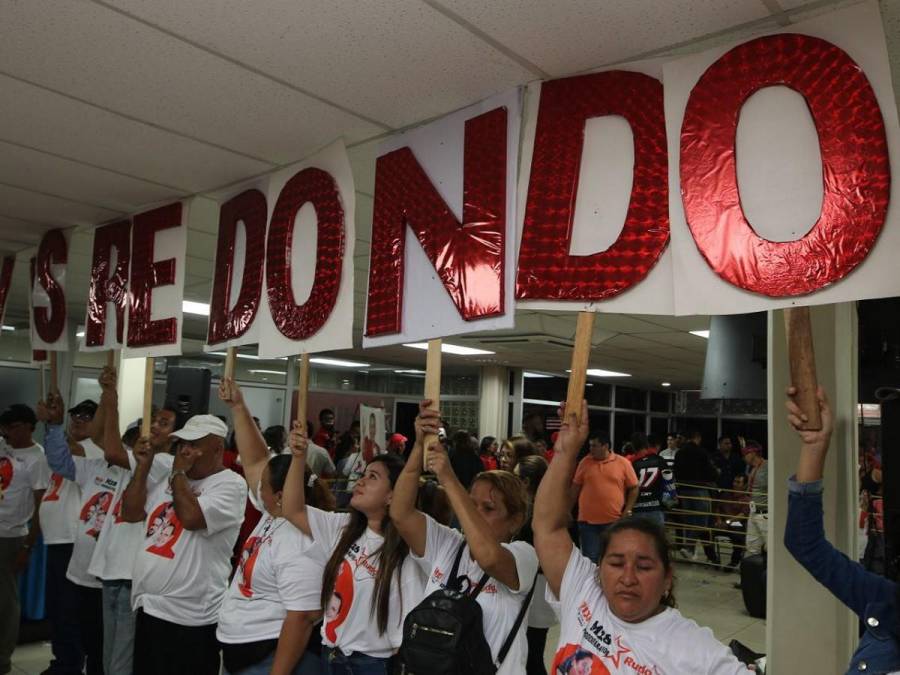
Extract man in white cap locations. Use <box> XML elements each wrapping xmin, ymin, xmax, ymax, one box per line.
<box><xmin>123</xmin><ymin>414</ymin><xmax>247</xmax><ymax>675</ymax></box>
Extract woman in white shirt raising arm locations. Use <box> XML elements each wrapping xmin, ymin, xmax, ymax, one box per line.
<box><xmin>216</xmin><ymin>378</ymin><xmax>332</xmax><ymax>675</ymax></box>
<box><xmin>533</xmin><ymin>401</ymin><xmax>751</xmax><ymax>675</ymax></box>
<box><xmin>390</xmin><ymin>400</ymin><xmax>538</xmax><ymax>675</ymax></box>
<box><xmin>282</xmin><ymin>418</ymin><xmax>423</xmax><ymax>675</ymax></box>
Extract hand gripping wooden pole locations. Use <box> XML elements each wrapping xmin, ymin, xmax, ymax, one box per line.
<box><xmin>296</xmin><ymin>353</ymin><xmax>311</xmax><ymax>435</ymax></box>
<box><xmin>423</xmin><ymin>339</ymin><xmax>442</xmax><ymax>470</ymax></box>
<box><xmin>48</xmin><ymin>351</ymin><xmax>59</xmax><ymax>396</ymax></box>
<box><xmin>141</xmin><ymin>358</ymin><xmax>155</xmax><ymax>438</ymax></box>
<box><xmin>565</xmin><ymin>312</ymin><xmax>596</xmax><ymax>424</ymax></box>
<box><xmin>223</xmin><ymin>346</ymin><xmax>237</xmax><ymax>382</ymax></box>
<box><xmin>784</xmin><ymin>306</ymin><xmax>822</xmax><ymax>431</ymax></box>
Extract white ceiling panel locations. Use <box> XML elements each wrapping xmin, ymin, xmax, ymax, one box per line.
<box><xmin>0</xmin><ymin>75</ymin><xmax>272</xmax><ymax>193</ymax></box>
<box><xmin>0</xmin><ymin>0</ymin><xmax>382</xmax><ymax>164</ymax></box>
<box><xmin>0</xmin><ymin>141</ymin><xmax>186</xmax><ymax>213</ymax></box>
<box><xmin>0</xmin><ymin>184</ymin><xmax>122</xmax><ymax>230</ymax></box>
<box><xmin>435</xmin><ymin>0</ymin><xmax>771</xmax><ymax>76</ymax></box>
<box><xmin>99</xmin><ymin>0</ymin><xmax>537</xmax><ymax>129</ymax></box>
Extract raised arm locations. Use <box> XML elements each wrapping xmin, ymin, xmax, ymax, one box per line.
<box><xmin>99</xmin><ymin>366</ymin><xmax>129</xmax><ymax>469</ymax></box>
<box><xmin>121</xmin><ymin>438</ymin><xmax>153</xmax><ymax>522</ymax></box>
<box><xmin>170</xmin><ymin>445</ymin><xmax>207</xmax><ymax>530</ymax></box>
<box><xmin>219</xmin><ymin>378</ymin><xmax>269</xmax><ymax>492</ymax></box>
<box><xmin>282</xmin><ymin>421</ymin><xmax>311</xmax><ymax>536</ymax></box>
<box><xmin>38</xmin><ymin>393</ymin><xmax>76</xmax><ymax>481</ymax></box>
<box><xmin>427</xmin><ymin>441</ymin><xmax>522</xmax><ymax>590</ymax></box>
<box><xmin>534</xmin><ymin>400</ymin><xmax>589</xmax><ymax>597</ymax></box>
<box><xmin>389</xmin><ymin>401</ymin><xmax>436</xmax><ymax>556</ymax></box>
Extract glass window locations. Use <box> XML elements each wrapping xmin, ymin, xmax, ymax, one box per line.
<box><xmin>649</xmin><ymin>391</ymin><xmax>670</xmax><ymax>413</ymax></box>
<box><xmin>584</xmin><ymin>382</ymin><xmax>612</xmax><ymax>407</ymax></box>
<box><xmin>614</xmin><ymin>412</ymin><xmax>646</xmax><ymax>452</ymax></box>
<box><xmin>615</xmin><ymin>386</ymin><xmax>646</xmax><ymax>411</ymax></box>
<box><xmin>649</xmin><ymin>416</ymin><xmax>669</xmax><ymax>439</ymax></box>
<box><xmin>523</xmin><ymin>375</ymin><xmax>568</xmax><ymax>402</ymax></box>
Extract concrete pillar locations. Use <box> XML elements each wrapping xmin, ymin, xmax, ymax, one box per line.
<box><xmin>510</xmin><ymin>368</ymin><xmax>524</xmax><ymax>435</ymax></box>
<box><xmin>117</xmin><ymin>355</ymin><xmax>149</xmax><ymax>435</ymax></box>
<box><xmin>479</xmin><ymin>365</ymin><xmax>509</xmax><ymax>440</ymax></box>
<box><xmin>766</xmin><ymin>303</ymin><xmax>858</xmax><ymax>671</ymax></box>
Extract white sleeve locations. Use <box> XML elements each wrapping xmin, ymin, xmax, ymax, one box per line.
<box><xmin>197</xmin><ymin>474</ymin><xmax>247</xmax><ymax>536</ymax></box>
<box><xmin>414</xmin><ymin>513</ymin><xmax>464</xmax><ymax>568</ymax></box>
<box><xmin>307</xmin><ymin>507</ymin><xmax>351</xmax><ymax>554</ymax></box>
<box><xmin>697</xmin><ymin>626</ymin><xmax>753</xmax><ymax>674</ymax></box>
<box><xmin>276</xmin><ymin>533</ymin><xmax>325</xmax><ymax>612</ymax></box>
<box><xmin>554</xmin><ymin>546</ymin><xmax>598</xmax><ymax>607</ymax></box>
<box><xmin>125</xmin><ymin>450</ymin><xmax>173</xmax><ymax>487</ymax></box>
<box><xmin>501</xmin><ymin>540</ymin><xmax>539</xmax><ymax>595</ymax></box>
<box><xmin>28</xmin><ymin>456</ymin><xmax>50</xmax><ymax>491</ymax></box>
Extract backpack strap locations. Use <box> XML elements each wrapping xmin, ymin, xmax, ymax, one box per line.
<box><xmin>496</xmin><ymin>570</ymin><xmax>539</xmax><ymax>666</ymax></box>
<box><xmin>447</xmin><ymin>540</ymin><xmax>490</xmax><ymax>598</ymax></box>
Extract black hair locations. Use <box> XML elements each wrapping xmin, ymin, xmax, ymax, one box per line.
<box><xmin>630</xmin><ymin>432</ymin><xmax>648</xmax><ymax>452</ymax></box>
<box><xmin>267</xmin><ymin>455</ymin><xmax>292</xmax><ymax>492</ymax></box>
<box><xmin>589</xmin><ymin>431</ymin><xmax>611</xmax><ymax>446</ymax></box>
<box><xmin>647</xmin><ymin>434</ymin><xmax>662</xmax><ymax>449</ymax></box>
<box><xmin>319</xmin><ymin>408</ymin><xmax>335</xmax><ymax>422</ymax></box>
<box><xmin>263</xmin><ymin>425</ymin><xmax>287</xmax><ymax>454</ymax></box>
<box><xmin>479</xmin><ymin>436</ymin><xmax>496</xmax><ymax>455</ymax></box>
<box><xmin>718</xmin><ymin>435</ymin><xmax>732</xmax><ymax>445</ymax></box>
<box><xmin>597</xmin><ymin>517</ymin><xmax>676</xmax><ymax>608</ymax></box>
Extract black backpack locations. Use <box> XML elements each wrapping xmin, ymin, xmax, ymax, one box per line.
<box><xmin>398</xmin><ymin>541</ymin><xmax>536</xmax><ymax>675</ymax></box>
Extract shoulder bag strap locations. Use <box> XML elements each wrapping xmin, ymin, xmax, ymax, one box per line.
<box><xmin>496</xmin><ymin>571</ymin><xmax>539</xmax><ymax>666</ymax></box>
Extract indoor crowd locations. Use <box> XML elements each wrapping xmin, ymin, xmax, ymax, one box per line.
<box><xmin>0</xmin><ymin>368</ymin><xmax>894</xmax><ymax>674</ymax></box>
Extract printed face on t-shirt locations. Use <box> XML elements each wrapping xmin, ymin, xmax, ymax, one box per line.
<box><xmin>325</xmin><ymin>559</ymin><xmax>354</xmax><ymax>642</ymax></box>
<box><xmin>598</xmin><ymin>530</ymin><xmax>671</xmax><ymax>623</ymax></box>
<box><xmin>0</xmin><ymin>456</ymin><xmax>13</xmax><ymax>493</ymax></box>
<box><xmin>145</xmin><ymin>501</ymin><xmax>185</xmax><ymax>559</ymax></box>
<box><xmin>80</xmin><ymin>490</ymin><xmax>113</xmax><ymax>539</ymax></box>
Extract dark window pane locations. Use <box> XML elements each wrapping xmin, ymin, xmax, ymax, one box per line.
<box><xmin>614</xmin><ymin>412</ymin><xmax>646</xmax><ymax>452</ymax></box>
<box><xmin>649</xmin><ymin>391</ymin><xmax>670</xmax><ymax>413</ymax></box>
<box><xmin>523</xmin><ymin>376</ymin><xmax>568</xmax><ymax>403</ymax></box>
<box><xmin>616</xmin><ymin>386</ymin><xmax>646</xmax><ymax>411</ymax></box>
<box><xmin>585</xmin><ymin>382</ymin><xmax>612</xmax><ymax>407</ymax></box>
<box><xmin>649</xmin><ymin>416</ymin><xmax>669</xmax><ymax>439</ymax></box>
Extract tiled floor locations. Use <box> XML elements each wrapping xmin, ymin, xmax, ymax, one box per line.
<box><xmin>11</xmin><ymin>562</ymin><xmax>763</xmax><ymax>674</ymax></box>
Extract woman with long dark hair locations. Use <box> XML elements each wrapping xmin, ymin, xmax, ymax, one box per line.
<box><xmin>283</xmin><ymin>420</ymin><xmax>424</xmax><ymax>674</ymax></box>
<box><xmin>217</xmin><ymin>379</ymin><xmax>334</xmax><ymax>675</ymax></box>
<box><xmin>534</xmin><ymin>401</ymin><xmax>749</xmax><ymax>673</ymax></box>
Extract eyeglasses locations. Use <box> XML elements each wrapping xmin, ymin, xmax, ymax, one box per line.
<box><xmin>70</xmin><ymin>413</ymin><xmax>94</xmax><ymax>422</ymax></box>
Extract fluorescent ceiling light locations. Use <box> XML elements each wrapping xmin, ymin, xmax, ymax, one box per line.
<box><xmin>403</xmin><ymin>342</ymin><xmax>495</xmax><ymax>356</ymax></box>
<box><xmin>567</xmin><ymin>368</ymin><xmax>631</xmax><ymax>378</ymax></box>
<box><xmin>394</xmin><ymin>369</ymin><xmax>425</xmax><ymax>375</ymax></box>
<box><xmin>248</xmin><ymin>369</ymin><xmax>286</xmax><ymax>376</ymax></box>
<box><xmin>183</xmin><ymin>300</ymin><xmax>210</xmax><ymax>316</ymax></box>
<box><xmin>75</xmin><ymin>331</ymin><xmax>85</xmax><ymax>338</ymax></box>
<box><xmin>523</xmin><ymin>372</ymin><xmax>553</xmax><ymax>378</ymax></box>
<box><xmin>309</xmin><ymin>357</ymin><xmax>370</xmax><ymax>368</ymax></box>
<box><xmin>690</xmin><ymin>330</ymin><xmax>710</xmax><ymax>339</ymax></box>
<box><xmin>207</xmin><ymin>351</ymin><xmax>286</xmax><ymax>361</ymax></box>
<box><xmin>1</xmin><ymin>325</ymin><xmax>14</xmax><ymax>332</ymax></box>
<box><xmin>661</xmin><ymin>382</ymin><xmax>671</xmax><ymax>387</ymax></box>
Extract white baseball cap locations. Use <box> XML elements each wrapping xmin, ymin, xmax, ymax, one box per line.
<box><xmin>170</xmin><ymin>414</ymin><xmax>228</xmax><ymax>441</ymax></box>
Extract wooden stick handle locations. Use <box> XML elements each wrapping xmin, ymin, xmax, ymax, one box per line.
<box><xmin>106</xmin><ymin>350</ymin><xmax>116</xmax><ymax>369</ymax></box>
<box><xmin>223</xmin><ymin>347</ymin><xmax>237</xmax><ymax>382</ymax></box>
<box><xmin>49</xmin><ymin>351</ymin><xmax>59</xmax><ymax>396</ymax></box>
<box><xmin>296</xmin><ymin>353</ymin><xmax>310</xmax><ymax>435</ymax></box>
<box><xmin>38</xmin><ymin>363</ymin><xmax>45</xmax><ymax>402</ymax></box>
<box><xmin>565</xmin><ymin>312</ymin><xmax>596</xmax><ymax>423</ymax></box>
<box><xmin>141</xmin><ymin>357</ymin><xmax>155</xmax><ymax>438</ymax></box>
<box><xmin>784</xmin><ymin>307</ymin><xmax>822</xmax><ymax>431</ymax></box>
<box><xmin>423</xmin><ymin>338</ymin><xmax>442</xmax><ymax>469</ymax></box>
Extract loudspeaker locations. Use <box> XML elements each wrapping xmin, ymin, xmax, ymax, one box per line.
<box><xmin>739</xmin><ymin>553</ymin><xmax>767</xmax><ymax>619</ymax></box>
<box><xmin>701</xmin><ymin>313</ymin><xmax>767</xmax><ymax>400</ymax></box>
<box><xmin>164</xmin><ymin>367</ymin><xmax>211</xmax><ymax>423</ymax></box>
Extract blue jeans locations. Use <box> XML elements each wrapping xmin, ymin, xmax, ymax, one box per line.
<box><xmin>44</xmin><ymin>544</ymin><xmax>84</xmax><ymax>675</ymax></box>
<box><xmin>323</xmin><ymin>647</ymin><xmax>391</xmax><ymax>675</ymax></box>
<box><xmin>102</xmin><ymin>579</ymin><xmax>136</xmax><ymax>675</ymax></box>
<box><xmin>224</xmin><ymin>648</ymin><xmax>323</xmax><ymax>675</ymax></box>
<box><xmin>577</xmin><ymin>522</ymin><xmax>611</xmax><ymax>563</ymax></box>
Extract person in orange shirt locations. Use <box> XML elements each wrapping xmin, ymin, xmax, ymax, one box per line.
<box><xmin>571</xmin><ymin>432</ymin><xmax>639</xmax><ymax>562</ymax></box>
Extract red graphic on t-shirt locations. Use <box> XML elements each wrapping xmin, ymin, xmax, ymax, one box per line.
<box><xmin>80</xmin><ymin>490</ymin><xmax>113</xmax><ymax>539</ymax></box>
<box><xmin>552</xmin><ymin>643</ymin><xmax>610</xmax><ymax>674</ymax></box>
<box><xmin>237</xmin><ymin>534</ymin><xmax>265</xmax><ymax>598</ymax></box>
<box><xmin>325</xmin><ymin>560</ymin><xmax>354</xmax><ymax>642</ymax></box>
<box><xmin>43</xmin><ymin>473</ymin><xmax>64</xmax><ymax>502</ymax></box>
<box><xmin>145</xmin><ymin>501</ymin><xmax>184</xmax><ymax>559</ymax></box>
<box><xmin>0</xmin><ymin>457</ymin><xmax>13</xmax><ymax>494</ymax></box>
<box><xmin>111</xmin><ymin>497</ymin><xmax>125</xmax><ymax>524</ymax></box>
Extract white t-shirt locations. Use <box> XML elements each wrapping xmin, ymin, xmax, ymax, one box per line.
<box><xmin>131</xmin><ymin>468</ymin><xmax>247</xmax><ymax>626</ymax></box>
<box><xmin>67</xmin><ymin>456</ymin><xmax>127</xmax><ymax>588</ymax></box>
<box><xmin>413</xmin><ymin>515</ymin><xmax>538</xmax><ymax>674</ymax></box>
<box><xmin>306</xmin><ymin>441</ymin><xmax>336</xmax><ymax>477</ymax></box>
<box><xmin>528</xmin><ymin>574</ymin><xmax>559</xmax><ymax>629</ymax></box>
<box><xmin>87</xmin><ymin>451</ymin><xmax>174</xmax><ymax>581</ymax></box>
<box><xmin>0</xmin><ymin>442</ymin><xmax>50</xmax><ymax>537</ymax></box>
<box><xmin>308</xmin><ymin>508</ymin><xmax>426</xmax><ymax>658</ymax></box>
<box><xmin>217</xmin><ymin>487</ymin><xmax>325</xmax><ymax>644</ymax></box>
<box><xmin>41</xmin><ymin>440</ymin><xmax>104</xmax><ymax>545</ymax></box>
<box><xmin>548</xmin><ymin>547</ymin><xmax>750</xmax><ymax>674</ymax></box>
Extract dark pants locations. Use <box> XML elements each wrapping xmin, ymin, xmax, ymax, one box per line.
<box><xmin>323</xmin><ymin>647</ymin><xmax>391</xmax><ymax>675</ymax></box>
<box><xmin>74</xmin><ymin>584</ymin><xmax>104</xmax><ymax>675</ymax></box>
<box><xmin>721</xmin><ymin>523</ymin><xmax>747</xmax><ymax>567</ymax></box>
<box><xmin>679</xmin><ymin>488</ymin><xmax>719</xmax><ymax>564</ymax></box>
<box><xmin>577</xmin><ymin>522</ymin><xmax>611</xmax><ymax>564</ymax></box>
<box><xmin>44</xmin><ymin>544</ymin><xmax>85</xmax><ymax>675</ymax></box>
<box><xmin>133</xmin><ymin>609</ymin><xmax>220</xmax><ymax>675</ymax></box>
<box><xmin>526</xmin><ymin>626</ymin><xmax>548</xmax><ymax>675</ymax></box>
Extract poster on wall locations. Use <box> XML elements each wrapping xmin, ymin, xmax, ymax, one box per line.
<box><xmin>515</xmin><ymin>60</ymin><xmax>676</xmax><ymax>315</ymax></box>
<box><xmin>256</xmin><ymin>140</ymin><xmax>356</xmax><ymax>358</ymax></box>
<box><xmin>30</xmin><ymin>229</ymin><xmax>69</xmax><ymax>352</ymax></box>
<box><xmin>359</xmin><ymin>404</ymin><xmax>386</xmax><ymax>462</ymax></box>
<box><xmin>363</xmin><ymin>88</ymin><xmax>522</xmax><ymax>347</ymax></box>
<box><xmin>666</xmin><ymin>0</ymin><xmax>900</xmax><ymax>315</ymax></box>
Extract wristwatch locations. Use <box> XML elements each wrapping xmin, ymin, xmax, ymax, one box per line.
<box><xmin>168</xmin><ymin>469</ymin><xmax>188</xmax><ymax>487</ymax></box>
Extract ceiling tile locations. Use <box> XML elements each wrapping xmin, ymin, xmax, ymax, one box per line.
<box><xmin>0</xmin><ymin>184</ymin><xmax>121</xmax><ymax>229</ymax></box>
<box><xmin>100</xmin><ymin>0</ymin><xmax>536</xmax><ymax>129</ymax></box>
<box><xmin>436</xmin><ymin>0</ymin><xmax>769</xmax><ymax>75</ymax></box>
<box><xmin>0</xmin><ymin>1</ymin><xmax>382</xmax><ymax>164</ymax></box>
